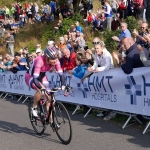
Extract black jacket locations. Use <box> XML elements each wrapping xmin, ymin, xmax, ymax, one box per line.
<box><xmin>121</xmin><ymin>43</ymin><xmax>149</xmax><ymax>74</ymax></box>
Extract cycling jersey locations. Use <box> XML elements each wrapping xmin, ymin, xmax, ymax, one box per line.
<box><xmin>25</xmin><ymin>55</ymin><xmax>65</xmax><ymax>93</ymax></box>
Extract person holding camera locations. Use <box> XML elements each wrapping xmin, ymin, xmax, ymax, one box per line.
<box><xmin>132</xmin><ymin>22</ymin><xmax>149</xmax><ymax>49</ymax></box>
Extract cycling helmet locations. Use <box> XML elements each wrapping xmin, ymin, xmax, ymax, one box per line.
<box><xmin>44</xmin><ymin>46</ymin><xmax>58</xmax><ymax>59</ymax></box>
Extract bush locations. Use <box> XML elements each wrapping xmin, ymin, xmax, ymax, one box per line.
<box><xmin>103</xmin><ymin>29</ymin><xmax>121</xmax><ymax>53</ymax></box>
<box><xmin>125</xmin><ymin>16</ymin><xmax>139</xmax><ymax>32</ymax></box>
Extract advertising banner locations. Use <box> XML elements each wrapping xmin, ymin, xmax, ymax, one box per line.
<box><xmin>1</xmin><ymin>67</ymin><xmax>150</xmax><ymax>116</ymax></box>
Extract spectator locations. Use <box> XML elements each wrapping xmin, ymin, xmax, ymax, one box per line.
<box><xmin>88</xmin><ymin>41</ymin><xmax>114</xmax><ymax>72</ymax></box>
<box><xmin>58</xmin><ymin>37</ymin><xmax>66</xmax><ymax>50</ymax></box>
<box><xmin>138</xmin><ymin>44</ymin><xmax>150</xmax><ymax>66</ymax></box>
<box><xmin>76</xmin><ymin>32</ymin><xmax>86</xmax><ymax>50</ymax></box>
<box><xmin>50</xmin><ymin>0</ymin><xmax>56</xmax><ymax>18</ymax></box>
<box><xmin>131</xmin><ymin>0</ymin><xmax>142</xmax><ymax>19</ymax></box>
<box><xmin>68</xmin><ymin>54</ymin><xmax>88</xmax><ymax>79</ymax></box>
<box><xmin>111</xmin><ymin>13</ymin><xmax>121</xmax><ymax>31</ymax></box>
<box><xmin>6</xmin><ymin>32</ymin><xmax>15</xmax><ymax>57</ymax></box>
<box><xmin>13</xmin><ymin>52</ymin><xmax>27</xmax><ymax>71</ymax></box>
<box><xmin>36</xmin><ymin>43</ymin><xmax>41</xmax><ymax>49</ymax></box>
<box><xmin>68</xmin><ymin>25</ymin><xmax>76</xmax><ymax>33</ymax></box>
<box><xmin>61</xmin><ymin>46</ymin><xmax>76</xmax><ymax>72</ymax></box>
<box><xmin>75</xmin><ymin>21</ymin><xmax>83</xmax><ymax>33</ymax></box>
<box><xmin>73</xmin><ymin>0</ymin><xmax>78</xmax><ymax>14</ymax></box>
<box><xmin>36</xmin><ymin>48</ymin><xmax>43</xmax><ymax>56</ymax></box>
<box><xmin>111</xmin><ymin>0</ymin><xmax>119</xmax><ymax>14</ymax></box>
<box><xmin>118</xmin><ymin>0</ymin><xmax>127</xmax><ymax>19</ymax></box>
<box><xmin>132</xmin><ymin>22</ymin><xmax>149</xmax><ymax>48</ymax></box>
<box><xmin>83</xmin><ymin>11</ymin><xmax>93</xmax><ymax>26</ymax></box>
<box><xmin>34</xmin><ymin>3</ymin><xmax>39</xmax><ymax>14</ymax></box>
<box><xmin>0</xmin><ymin>55</ymin><xmax>4</xmax><ymax>72</ymax></box>
<box><xmin>112</xmin><ymin>22</ymin><xmax>131</xmax><ymax>46</ymax></box>
<box><xmin>144</xmin><ymin>0</ymin><xmax>150</xmax><ymax>24</ymax></box>
<box><xmin>81</xmin><ymin>49</ymin><xmax>95</xmax><ymax>66</ymax></box>
<box><xmin>88</xmin><ymin>40</ymin><xmax>114</xmax><ymax>120</ymax></box>
<box><xmin>102</xmin><ymin>0</ymin><xmax>113</xmax><ymax>31</ymax></box>
<box><xmin>0</xmin><ymin>54</ymin><xmax>13</xmax><ymax>71</ymax></box>
<box><xmin>47</xmin><ymin>40</ymin><xmax>55</xmax><ymax>47</ymax></box>
<box><xmin>121</xmin><ymin>37</ymin><xmax>149</xmax><ymax>74</ymax></box>
<box><xmin>5</xmin><ymin>6</ymin><xmax>10</xmax><ymax>19</ymax></box>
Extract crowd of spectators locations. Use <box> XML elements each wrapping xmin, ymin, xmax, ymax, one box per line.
<box><xmin>80</xmin><ymin>0</ymin><xmax>149</xmax><ymax>31</ymax></box>
<box><xmin>0</xmin><ymin>0</ymin><xmax>150</xmax><ymax>121</ymax></box>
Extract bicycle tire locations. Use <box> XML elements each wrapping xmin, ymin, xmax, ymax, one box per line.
<box><xmin>28</xmin><ymin>100</ymin><xmax>46</xmax><ymax>135</ymax></box>
<box><xmin>53</xmin><ymin>101</ymin><xmax>72</xmax><ymax>144</ymax></box>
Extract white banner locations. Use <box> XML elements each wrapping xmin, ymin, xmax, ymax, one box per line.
<box><xmin>1</xmin><ymin>68</ymin><xmax>150</xmax><ymax>116</ymax></box>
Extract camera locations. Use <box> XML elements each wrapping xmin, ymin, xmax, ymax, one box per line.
<box><xmin>84</xmin><ymin>45</ymin><xmax>88</xmax><ymax>51</ymax></box>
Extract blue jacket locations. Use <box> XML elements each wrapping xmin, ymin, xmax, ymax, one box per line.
<box><xmin>121</xmin><ymin>43</ymin><xmax>149</xmax><ymax>74</ymax></box>
<box><xmin>73</xmin><ymin>65</ymin><xmax>88</xmax><ymax>79</ymax></box>
<box><xmin>76</xmin><ymin>26</ymin><xmax>83</xmax><ymax>33</ymax></box>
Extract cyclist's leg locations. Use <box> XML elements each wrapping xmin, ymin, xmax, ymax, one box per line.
<box><xmin>25</xmin><ymin>73</ymin><xmax>42</xmax><ymax>116</ymax></box>
<box><xmin>33</xmin><ymin>90</ymin><xmax>41</xmax><ymax>108</ymax></box>
<box><xmin>42</xmin><ymin>76</ymin><xmax>53</xmax><ymax>123</ymax></box>
<box><xmin>42</xmin><ymin>76</ymin><xmax>51</xmax><ymax>112</ymax></box>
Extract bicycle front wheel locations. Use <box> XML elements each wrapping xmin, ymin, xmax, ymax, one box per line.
<box><xmin>53</xmin><ymin>101</ymin><xmax>72</xmax><ymax>145</ymax></box>
<box><xmin>28</xmin><ymin>100</ymin><xmax>46</xmax><ymax>135</ymax></box>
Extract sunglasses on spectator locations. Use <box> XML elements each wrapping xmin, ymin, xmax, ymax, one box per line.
<box><xmin>92</xmin><ymin>41</ymin><xmax>100</xmax><ymax>44</ymax></box>
<box><xmin>141</xmin><ymin>27</ymin><xmax>145</xmax><ymax>29</ymax></box>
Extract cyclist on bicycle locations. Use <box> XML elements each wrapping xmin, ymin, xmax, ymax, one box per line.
<box><xmin>25</xmin><ymin>46</ymin><xmax>65</xmax><ymax>117</ymax></box>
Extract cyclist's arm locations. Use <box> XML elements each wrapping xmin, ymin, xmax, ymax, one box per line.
<box><xmin>55</xmin><ymin>60</ymin><xmax>65</xmax><ymax>86</ymax></box>
<box><xmin>33</xmin><ymin>59</ymin><xmax>43</xmax><ymax>89</ymax></box>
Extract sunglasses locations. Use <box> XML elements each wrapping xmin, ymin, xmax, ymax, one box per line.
<box><xmin>92</xmin><ymin>41</ymin><xmax>100</xmax><ymax>44</ymax></box>
<box><xmin>141</xmin><ymin>27</ymin><xmax>145</xmax><ymax>29</ymax></box>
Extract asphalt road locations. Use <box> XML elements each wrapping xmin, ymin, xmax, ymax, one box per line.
<box><xmin>0</xmin><ymin>97</ymin><xmax>150</xmax><ymax>150</ymax></box>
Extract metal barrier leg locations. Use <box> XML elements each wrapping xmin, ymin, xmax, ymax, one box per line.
<box><xmin>3</xmin><ymin>93</ymin><xmax>8</xmax><ymax>99</ymax></box>
<box><xmin>133</xmin><ymin>116</ymin><xmax>143</xmax><ymax>124</ymax></box>
<box><xmin>17</xmin><ymin>95</ymin><xmax>24</xmax><ymax>102</ymax></box>
<box><xmin>143</xmin><ymin>121</ymin><xmax>150</xmax><ymax>134</ymax></box>
<box><xmin>22</xmin><ymin>96</ymin><xmax>29</xmax><ymax>104</ymax></box>
<box><xmin>83</xmin><ymin>108</ymin><xmax>92</xmax><ymax>118</ymax></box>
<box><xmin>122</xmin><ymin>115</ymin><xmax>132</xmax><ymax>129</ymax></box>
<box><xmin>0</xmin><ymin>92</ymin><xmax>4</xmax><ymax>98</ymax></box>
<box><xmin>72</xmin><ymin>105</ymin><xmax>80</xmax><ymax>115</ymax></box>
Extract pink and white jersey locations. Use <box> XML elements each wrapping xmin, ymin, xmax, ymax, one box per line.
<box><xmin>29</xmin><ymin>55</ymin><xmax>63</xmax><ymax>78</ymax></box>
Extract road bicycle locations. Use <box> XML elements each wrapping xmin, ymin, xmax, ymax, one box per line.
<box><xmin>28</xmin><ymin>85</ymin><xmax>72</xmax><ymax>145</ymax></box>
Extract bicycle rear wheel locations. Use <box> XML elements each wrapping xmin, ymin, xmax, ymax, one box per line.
<box><xmin>28</xmin><ymin>100</ymin><xmax>46</xmax><ymax>135</ymax></box>
<box><xmin>53</xmin><ymin>101</ymin><xmax>72</xmax><ymax>144</ymax></box>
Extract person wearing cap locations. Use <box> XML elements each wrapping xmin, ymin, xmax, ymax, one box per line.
<box><xmin>47</xmin><ymin>40</ymin><xmax>54</xmax><ymax>47</ymax></box>
<box><xmin>36</xmin><ymin>48</ymin><xmax>43</xmax><ymax>56</ymax></box>
<box><xmin>75</xmin><ymin>21</ymin><xmax>83</xmax><ymax>33</ymax></box>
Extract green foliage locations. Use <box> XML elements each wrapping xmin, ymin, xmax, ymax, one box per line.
<box><xmin>125</xmin><ymin>16</ymin><xmax>139</xmax><ymax>32</ymax></box>
<box><xmin>103</xmin><ymin>29</ymin><xmax>121</xmax><ymax>52</ymax></box>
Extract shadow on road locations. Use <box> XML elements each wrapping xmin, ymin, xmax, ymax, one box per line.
<box><xmin>70</xmin><ymin>111</ymin><xmax>150</xmax><ymax>148</ymax></box>
<box><xmin>0</xmin><ymin>120</ymin><xmax>61</xmax><ymax>144</ymax></box>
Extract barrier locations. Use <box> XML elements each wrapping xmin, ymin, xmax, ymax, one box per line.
<box><xmin>1</xmin><ymin>67</ymin><xmax>150</xmax><ymax>134</ymax></box>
